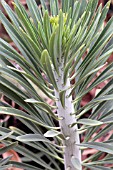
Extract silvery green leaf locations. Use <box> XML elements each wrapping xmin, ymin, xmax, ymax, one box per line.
<box><xmin>71</xmin><ymin>156</ymin><xmax>82</xmax><ymax>170</ymax></box>
<box><xmin>44</xmin><ymin>130</ymin><xmax>61</xmax><ymax>138</ymax></box>
<box><xmin>72</xmin><ymin>119</ymin><xmax>103</xmax><ymax>127</ymax></box>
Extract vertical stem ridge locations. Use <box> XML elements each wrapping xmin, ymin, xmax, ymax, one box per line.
<box><xmin>54</xmin><ymin>64</ymin><xmax>81</xmax><ymax>170</ymax></box>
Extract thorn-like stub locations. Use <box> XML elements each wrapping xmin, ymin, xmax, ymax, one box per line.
<box><xmin>74</xmin><ymin>141</ymin><xmax>76</xmax><ymax>144</ymax></box>
<box><xmin>65</xmin><ymin>136</ymin><xmax>70</xmax><ymax>140</ymax></box>
<box><xmin>74</xmin><ymin>129</ymin><xmax>77</xmax><ymax>132</ymax></box>
<box><xmin>70</xmin><ymin>112</ymin><xmax>74</xmax><ymax>116</ymax></box>
<box><xmin>56</xmin><ymin>98</ymin><xmax>60</xmax><ymax>101</ymax></box>
<box><xmin>56</xmin><ymin>79</ymin><xmax>59</xmax><ymax>82</ymax></box>
<box><xmin>66</xmin><ymin>95</ymin><xmax>69</xmax><ymax>98</ymax></box>
<box><xmin>62</xmin><ymin>83</ymin><xmax>65</xmax><ymax>87</ymax></box>
<box><xmin>59</xmin><ymin>116</ymin><xmax>65</xmax><ymax>120</ymax></box>
<box><xmin>68</xmin><ymin>124</ymin><xmax>72</xmax><ymax>128</ymax></box>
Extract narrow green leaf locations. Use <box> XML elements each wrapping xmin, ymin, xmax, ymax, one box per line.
<box><xmin>91</xmin><ymin>124</ymin><xmax>113</xmax><ymax>142</ymax></box>
<box><xmin>49</xmin><ymin>29</ymin><xmax>59</xmax><ymax>74</ymax></box>
<box><xmin>25</xmin><ymin>99</ymin><xmax>58</xmax><ymax>120</ymax></box>
<box><xmin>50</xmin><ymin>0</ymin><xmax>55</xmax><ymax>16</ymax></box>
<box><xmin>90</xmin><ymin>0</ymin><xmax>98</xmax><ymax>20</ymax></box>
<box><xmin>84</xmin><ymin>165</ymin><xmax>111</xmax><ymax>170</ymax></box>
<box><xmin>76</xmin><ymin>94</ymin><xmax>113</xmax><ymax>118</ymax></box>
<box><xmin>4</xmin><ymin>141</ymin><xmax>55</xmax><ymax>170</ymax></box>
<box><xmin>44</xmin><ymin>130</ymin><xmax>61</xmax><ymax>138</ymax></box>
<box><xmin>0</xmin><ymin>47</ymin><xmax>32</xmax><ymax>75</ymax></box>
<box><xmin>78</xmin><ymin>142</ymin><xmax>113</xmax><ymax>155</ymax></box>
<box><xmin>72</xmin><ymin>62</ymin><xmax>113</xmax><ymax>102</ymax></box>
<box><xmin>59</xmin><ymin>90</ymin><xmax>66</xmax><ymax>108</ymax></box>
<box><xmin>43</xmin><ymin>11</ymin><xmax>51</xmax><ymax>45</ymax></box>
<box><xmin>50</xmin><ymin>0</ymin><xmax>59</xmax><ymax>16</ymax></box>
<box><xmin>14</xmin><ymin>0</ymin><xmax>36</xmax><ymax>42</ymax></box>
<box><xmin>0</xmin><ymin>131</ymin><xmax>13</xmax><ymax>141</ymax></box>
<box><xmin>40</xmin><ymin>0</ymin><xmax>47</xmax><ymax>10</ymax></box>
<box><xmin>65</xmin><ymin>16</ymin><xmax>82</xmax><ymax>64</ymax></box>
<box><xmin>6</xmin><ymin>66</ymin><xmax>56</xmax><ymax>100</ymax></box>
<box><xmin>0</xmin><ymin>126</ymin><xmax>61</xmax><ymax>161</ymax></box>
<box><xmin>9</xmin><ymin>161</ymin><xmax>40</xmax><ymax>170</ymax></box>
<box><xmin>0</xmin><ymin>76</ymin><xmax>27</xmax><ymax>99</ymax></box>
<box><xmin>0</xmin><ymin>156</ymin><xmax>12</xmax><ymax>166</ymax></box>
<box><xmin>16</xmin><ymin>134</ymin><xmax>50</xmax><ymax>143</ymax></box>
<box><xmin>74</xmin><ymin>119</ymin><xmax>103</xmax><ymax>127</ymax></box>
<box><xmin>62</xmin><ymin>0</ymin><xmax>70</xmax><ymax>13</ymax></box>
<box><xmin>17</xmin><ymin>133</ymin><xmax>63</xmax><ymax>149</ymax></box>
<box><xmin>0</xmin><ymin>67</ymin><xmax>42</xmax><ymax>101</ymax></box>
<box><xmin>0</xmin><ymin>142</ymin><xmax>18</xmax><ymax>154</ymax></box>
<box><xmin>38</xmin><ymin>22</ymin><xmax>48</xmax><ymax>48</ymax></box>
<box><xmin>58</xmin><ymin>10</ymin><xmax>63</xmax><ymax>63</ymax></box>
<box><xmin>24</xmin><ymin>98</ymin><xmax>39</xmax><ymax>103</ymax></box>
<box><xmin>10</xmin><ymin>161</ymin><xmax>39</xmax><ymax>170</ymax></box>
<box><xmin>74</xmin><ymin>18</ymin><xmax>113</xmax><ymax>82</ymax></box>
<box><xmin>1</xmin><ymin>0</ymin><xmax>21</xmax><ymax>27</ymax></box>
<box><xmin>0</xmin><ymin>38</ymin><xmax>41</xmax><ymax>72</ymax></box>
<box><xmin>70</xmin><ymin>64</ymin><xmax>105</xmax><ymax>90</ymax></box>
<box><xmin>96</xmin><ymin>1</ymin><xmax>111</xmax><ymax>31</ymax></box>
<box><xmin>0</xmin><ymin>165</ymin><xmax>13</xmax><ymax>170</ymax></box>
<box><xmin>71</xmin><ymin>1</ymin><xmax>81</xmax><ymax>28</ymax></box>
<box><xmin>0</xmin><ymin>11</ymin><xmax>41</xmax><ymax>71</ymax></box>
<box><xmin>64</xmin><ymin>44</ymin><xmax>85</xmax><ymax>84</ymax></box>
<box><xmin>0</xmin><ymin>83</ymin><xmax>39</xmax><ymax>118</ymax></box>
<box><xmin>18</xmin><ymin>29</ymin><xmax>42</xmax><ymax>61</ymax></box>
<box><xmin>0</xmin><ymin>107</ymin><xmax>59</xmax><ymax>130</ymax></box>
<box><xmin>41</xmin><ymin>50</ymin><xmax>58</xmax><ymax>90</ymax></box>
<box><xmin>79</xmin><ymin>0</ymin><xmax>87</xmax><ymax>18</ymax></box>
<box><xmin>84</xmin><ymin>157</ymin><xmax>113</xmax><ymax>165</ymax></box>
<box><xmin>26</xmin><ymin>0</ymin><xmax>43</xmax><ymax>27</ymax></box>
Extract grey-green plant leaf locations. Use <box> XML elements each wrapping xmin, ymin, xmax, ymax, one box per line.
<box><xmin>0</xmin><ymin>0</ymin><xmax>113</xmax><ymax>169</ymax></box>
<box><xmin>0</xmin><ymin>107</ymin><xmax>59</xmax><ymax>129</ymax></box>
<box><xmin>71</xmin><ymin>156</ymin><xmax>82</xmax><ymax>170</ymax></box>
<box><xmin>16</xmin><ymin>134</ymin><xmax>50</xmax><ymax>142</ymax></box>
<box><xmin>0</xmin><ymin>142</ymin><xmax>18</xmax><ymax>154</ymax></box>
<box><xmin>78</xmin><ymin>142</ymin><xmax>113</xmax><ymax>155</ymax></box>
<box><xmin>0</xmin><ymin>165</ymin><xmax>13</xmax><ymax>170</ymax></box>
<box><xmin>10</xmin><ymin>161</ymin><xmax>41</xmax><ymax>170</ymax></box>
<box><xmin>49</xmin><ymin>29</ymin><xmax>59</xmax><ymax>74</ymax></box>
<box><xmin>59</xmin><ymin>90</ymin><xmax>66</xmax><ymax>108</ymax></box>
<box><xmin>0</xmin><ymin>156</ymin><xmax>13</xmax><ymax>166</ymax></box>
<box><xmin>41</xmin><ymin>49</ymin><xmax>58</xmax><ymax>90</ymax></box>
<box><xmin>44</xmin><ymin>130</ymin><xmax>61</xmax><ymax>138</ymax></box>
<box><xmin>0</xmin><ymin>131</ymin><xmax>13</xmax><ymax>141</ymax></box>
<box><xmin>25</xmin><ymin>99</ymin><xmax>58</xmax><ymax>120</ymax></box>
<box><xmin>84</xmin><ymin>165</ymin><xmax>111</xmax><ymax>170</ymax></box>
<box><xmin>72</xmin><ymin>119</ymin><xmax>103</xmax><ymax>127</ymax></box>
<box><xmin>8</xmin><ymin>161</ymin><xmax>40</xmax><ymax>170</ymax></box>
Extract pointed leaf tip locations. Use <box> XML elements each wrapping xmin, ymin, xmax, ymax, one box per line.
<box><xmin>41</xmin><ymin>49</ymin><xmax>48</xmax><ymax>66</ymax></box>
<box><xmin>44</xmin><ymin>130</ymin><xmax>61</xmax><ymax>138</ymax></box>
<box><xmin>41</xmin><ymin>49</ymin><xmax>58</xmax><ymax>90</ymax></box>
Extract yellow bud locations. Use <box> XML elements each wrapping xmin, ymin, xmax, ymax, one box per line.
<box><xmin>106</xmin><ymin>0</ymin><xmax>111</xmax><ymax>9</ymax></box>
<box><xmin>12</xmin><ymin>2</ymin><xmax>16</xmax><ymax>9</ymax></box>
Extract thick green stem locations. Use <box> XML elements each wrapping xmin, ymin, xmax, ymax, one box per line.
<box><xmin>54</xmin><ymin>64</ymin><xmax>81</xmax><ymax>170</ymax></box>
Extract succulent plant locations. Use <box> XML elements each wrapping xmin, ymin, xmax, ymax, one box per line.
<box><xmin>0</xmin><ymin>0</ymin><xmax>113</xmax><ymax>169</ymax></box>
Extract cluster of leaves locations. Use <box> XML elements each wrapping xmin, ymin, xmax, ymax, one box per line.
<box><xmin>0</xmin><ymin>0</ymin><xmax>113</xmax><ymax>169</ymax></box>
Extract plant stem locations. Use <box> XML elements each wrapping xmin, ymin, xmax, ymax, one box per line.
<box><xmin>54</xmin><ymin>64</ymin><xmax>81</xmax><ymax>170</ymax></box>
